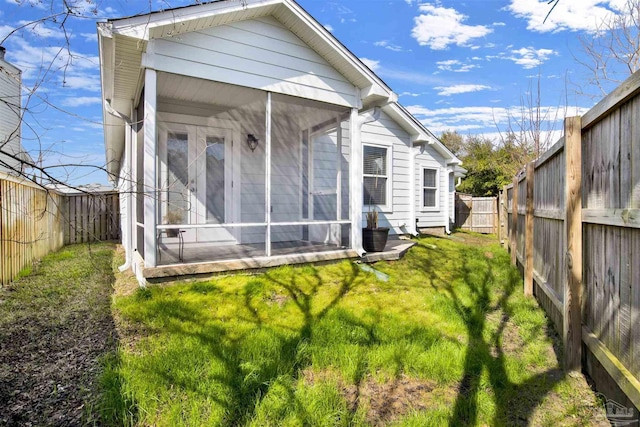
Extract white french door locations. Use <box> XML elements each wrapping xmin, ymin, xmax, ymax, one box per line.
<box><xmin>160</xmin><ymin>121</ymin><xmax>238</xmax><ymax>244</ymax></box>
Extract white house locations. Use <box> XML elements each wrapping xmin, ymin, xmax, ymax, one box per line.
<box><xmin>0</xmin><ymin>46</ymin><xmax>31</xmax><ymax>175</ymax></box>
<box><xmin>97</xmin><ymin>0</ymin><xmax>463</xmax><ymax>280</ymax></box>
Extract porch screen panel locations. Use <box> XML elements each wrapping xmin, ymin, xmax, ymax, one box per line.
<box><xmin>271</xmin><ymin>92</ymin><xmax>349</xmax><ymax>250</ymax></box>
<box><xmin>166</xmin><ymin>132</ymin><xmax>189</xmax><ymax>223</ymax></box>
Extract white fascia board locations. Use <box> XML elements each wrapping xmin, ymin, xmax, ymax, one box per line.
<box><xmin>98</xmin><ymin>24</ymin><xmax>119</xmax><ymax>178</ymax></box>
<box><xmin>385</xmin><ymin>102</ymin><xmax>463</xmax><ymax>165</ymax></box>
<box><xmin>381</xmin><ymin>103</ymin><xmax>434</xmax><ymax>145</ymax></box>
<box><xmin>109</xmin><ymin>0</ymin><xmax>280</xmax><ymax>40</ymax></box>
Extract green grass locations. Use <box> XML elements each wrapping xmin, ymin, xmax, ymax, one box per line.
<box><xmin>102</xmin><ymin>233</ymin><xmax>605</xmax><ymax>426</ymax></box>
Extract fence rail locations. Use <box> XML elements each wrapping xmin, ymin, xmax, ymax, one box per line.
<box><xmin>0</xmin><ymin>174</ymin><xmax>120</xmax><ymax>286</ymax></box>
<box><xmin>501</xmin><ymin>69</ymin><xmax>640</xmax><ymax>414</ymax></box>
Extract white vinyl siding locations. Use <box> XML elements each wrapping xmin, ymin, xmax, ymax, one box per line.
<box><xmin>360</xmin><ymin>111</ymin><xmax>411</xmax><ymax>235</ymax></box>
<box><xmin>415</xmin><ymin>145</ymin><xmax>448</xmax><ymax>228</ymax></box>
<box><xmin>421</xmin><ymin>167</ymin><xmax>439</xmax><ymax>210</ymax></box>
<box><xmin>147</xmin><ymin>16</ymin><xmax>357</xmax><ymax>108</ymax></box>
<box><xmin>0</xmin><ymin>60</ymin><xmax>23</xmax><ymax>174</ymax></box>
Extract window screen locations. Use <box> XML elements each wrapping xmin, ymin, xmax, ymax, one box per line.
<box><xmin>423</xmin><ymin>168</ymin><xmax>438</xmax><ymax>208</ymax></box>
<box><xmin>363</xmin><ymin>145</ymin><xmax>388</xmax><ymax>206</ymax></box>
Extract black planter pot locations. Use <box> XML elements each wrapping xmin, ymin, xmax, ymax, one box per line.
<box><xmin>362</xmin><ymin>227</ymin><xmax>389</xmax><ymax>252</ymax></box>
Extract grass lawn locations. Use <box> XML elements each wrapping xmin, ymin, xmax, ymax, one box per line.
<box><xmin>104</xmin><ymin>233</ymin><xmax>608</xmax><ymax>426</ymax></box>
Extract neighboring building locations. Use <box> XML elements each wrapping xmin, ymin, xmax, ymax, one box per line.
<box><xmin>0</xmin><ymin>46</ymin><xmax>31</xmax><ymax>175</ymax></box>
<box><xmin>97</xmin><ymin>0</ymin><xmax>464</xmax><ymax>280</ymax></box>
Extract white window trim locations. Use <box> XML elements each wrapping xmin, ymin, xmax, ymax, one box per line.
<box><xmin>421</xmin><ymin>166</ymin><xmax>439</xmax><ymax>212</ymax></box>
<box><xmin>363</xmin><ymin>143</ymin><xmax>393</xmax><ymax>213</ymax></box>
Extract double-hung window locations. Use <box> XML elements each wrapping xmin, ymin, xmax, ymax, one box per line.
<box><xmin>363</xmin><ymin>145</ymin><xmax>390</xmax><ymax>209</ymax></box>
<box><xmin>422</xmin><ymin>167</ymin><xmax>439</xmax><ymax>209</ymax></box>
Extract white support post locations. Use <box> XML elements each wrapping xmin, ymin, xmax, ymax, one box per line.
<box><xmin>350</xmin><ymin>108</ymin><xmax>363</xmax><ymax>254</ymax></box>
<box><xmin>336</xmin><ymin>117</ymin><xmax>342</xmax><ymax>222</ymax></box>
<box><xmin>265</xmin><ymin>92</ymin><xmax>272</xmax><ymax>257</ymax></box>
<box><xmin>143</xmin><ymin>68</ymin><xmax>157</xmax><ymax>267</ymax></box>
<box><xmin>131</xmin><ymin>104</ymin><xmax>138</xmax><ymax>257</ymax></box>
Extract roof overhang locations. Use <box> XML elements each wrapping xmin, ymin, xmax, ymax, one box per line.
<box><xmin>98</xmin><ymin>0</ymin><xmax>396</xmax><ymax>179</ymax></box>
<box><xmin>381</xmin><ymin>102</ymin><xmax>463</xmax><ymax>166</ymax></box>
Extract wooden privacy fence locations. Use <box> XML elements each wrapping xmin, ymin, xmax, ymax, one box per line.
<box><xmin>62</xmin><ymin>192</ymin><xmax>120</xmax><ymax>244</ymax></box>
<box><xmin>0</xmin><ymin>173</ymin><xmax>120</xmax><ymax>286</ymax></box>
<box><xmin>501</xmin><ymin>70</ymin><xmax>640</xmax><ymax>414</ymax></box>
<box><xmin>454</xmin><ymin>194</ymin><xmax>498</xmax><ymax>234</ymax></box>
<box><xmin>0</xmin><ymin>174</ymin><xmax>65</xmax><ymax>286</ymax></box>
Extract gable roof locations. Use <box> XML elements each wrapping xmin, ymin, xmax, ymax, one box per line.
<box><xmin>97</xmin><ymin>0</ymin><xmax>461</xmax><ymax>176</ymax></box>
<box><xmin>381</xmin><ymin>103</ymin><xmax>462</xmax><ymax>165</ymax></box>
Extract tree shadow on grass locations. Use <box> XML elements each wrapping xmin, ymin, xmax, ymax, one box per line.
<box><xmin>118</xmin><ymin>261</ymin><xmax>362</xmax><ymax>426</ymax></box>
<box><xmin>407</xmin><ymin>237</ymin><xmax>566</xmax><ymax>426</ymax></box>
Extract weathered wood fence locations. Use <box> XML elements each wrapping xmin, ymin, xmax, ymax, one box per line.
<box><xmin>501</xmin><ymin>70</ymin><xmax>640</xmax><ymax>414</ymax></box>
<box><xmin>0</xmin><ymin>173</ymin><xmax>120</xmax><ymax>286</ymax></box>
<box><xmin>454</xmin><ymin>194</ymin><xmax>498</xmax><ymax>234</ymax></box>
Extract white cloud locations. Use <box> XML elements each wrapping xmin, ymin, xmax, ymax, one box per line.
<box><xmin>434</xmin><ymin>84</ymin><xmax>491</xmax><ymax>96</ymax></box>
<box><xmin>61</xmin><ymin>96</ymin><xmax>101</xmax><ymax>107</ymax></box>
<box><xmin>16</xmin><ymin>20</ymin><xmax>69</xmax><ymax>39</ymax></box>
<box><xmin>411</xmin><ymin>4</ymin><xmax>493</xmax><ymax>50</ymax></box>
<box><xmin>400</xmin><ymin>91</ymin><xmax>422</xmax><ymax>97</ymax></box>
<box><xmin>436</xmin><ymin>59</ymin><xmax>477</xmax><ymax>72</ymax></box>
<box><xmin>374</xmin><ymin>40</ymin><xmax>410</xmax><ymax>52</ymax></box>
<box><xmin>407</xmin><ymin>104</ymin><xmax>588</xmax><ymax>137</ymax></box>
<box><xmin>360</xmin><ymin>57</ymin><xmax>380</xmax><ymax>71</ymax></box>
<box><xmin>7</xmin><ymin>38</ymin><xmax>100</xmax><ymax>90</ymax></box>
<box><xmin>80</xmin><ymin>32</ymin><xmax>97</xmax><ymax>42</ymax></box>
<box><xmin>507</xmin><ymin>0</ymin><xmax>622</xmax><ymax>33</ymax></box>
<box><xmin>508</xmin><ymin>47</ymin><xmax>557</xmax><ymax>69</ymax></box>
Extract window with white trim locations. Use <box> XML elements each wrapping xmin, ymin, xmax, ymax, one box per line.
<box><xmin>363</xmin><ymin>145</ymin><xmax>389</xmax><ymax>207</ymax></box>
<box><xmin>422</xmin><ymin>167</ymin><xmax>438</xmax><ymax>209</ymax></box>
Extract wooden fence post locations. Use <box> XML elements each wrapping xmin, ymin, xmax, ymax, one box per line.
<box><xmin>524</xmin><ymin>162</ymin><xmax>535</xmax><ymax>296</ymax></box>
<box><xmin>564</xmin><ymin>115</ymin><xmax>582</xmax><ymax>371</ymax></box>
<box><xmin>510</xmin><ymin>176</ymin><xmax>518</xmax><ymax>265</ymax></box>
<box><xmin>497</xmin><ymin>191</ymin><xmax>502</xmax><ymax>243</ymax></box>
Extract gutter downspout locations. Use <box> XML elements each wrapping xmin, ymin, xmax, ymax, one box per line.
<box><xmin>409</xmin><ymin>144</ymin><xmax>419</xmax><ymax>236</ymax></box>
<box><xmin>443</xmin><ymin>166</ymin><xmax>452</xmax><ymax>235</ymax></box>
<box><xmin>105</xmin><ymin>99</ymin><xmax>133</xmax><ymax>272</ymax></box>
<box><xmin>354</xmin><ymin>106</ymin><xmax>381</xmax><ymax>256</ymax></box>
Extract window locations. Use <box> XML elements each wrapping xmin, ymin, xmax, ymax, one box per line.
<box><xmin>422</xmin><ymin>168</ymin><xmax>438</xmax><ymax>209</ymax></box>
<box><xmin>363</xmin><ymin>145</ymin><xmax>389</xmax><ymax>207</ymax></box>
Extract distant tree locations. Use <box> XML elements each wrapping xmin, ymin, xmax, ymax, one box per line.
<box><xmin>439</xmin><ymin>130</ymin><xmax>465</xmax><ymax>157</ymax></box>
<box><xmin>453</xmin><ymin>133</ymin><xmax>535</xmax><ymax>197</ymax></box>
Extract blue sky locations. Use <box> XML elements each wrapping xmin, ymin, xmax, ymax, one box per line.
<box><xmin>0</xmin><ymin>0</ymin><xmax>630</xmax><ymax>185</ymax></box>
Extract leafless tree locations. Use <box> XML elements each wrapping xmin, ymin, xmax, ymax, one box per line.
<box><xmin>574</xmin><ymin>0</ymin><xmax>640</xmax><ymax>97</ymax></box>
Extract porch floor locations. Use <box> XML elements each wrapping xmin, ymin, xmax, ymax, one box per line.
<box><xmin>143</xmin><ymin>237</ymin><xmax>416</xmax><ymax>280</ymax></box>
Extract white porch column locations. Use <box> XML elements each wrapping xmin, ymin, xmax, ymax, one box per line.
<box><xmin>349</xmin><ymin>107</ymin><xmax>363</xmax><ymax>254</ymax></box>
<box><xmin>143</xmin><ymin>68</ymin><xmax>158</xmax><ymax>267</ymax></box>
<box><xmin>265</xmin><ymin>92</ymin><xmax>272</xmax><ymax>257</ymax></box>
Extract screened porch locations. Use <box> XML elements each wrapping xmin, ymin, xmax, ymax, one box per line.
<box><xmin>144</xmin><ymin>75</ymin><xmax>355</xmax><ymax>268</ymax></box>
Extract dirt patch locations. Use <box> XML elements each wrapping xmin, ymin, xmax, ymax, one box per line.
<box><xmin>303</xmin><ymin>370</ymin><xmax>447</xmax><ymax>426</ymax></box>
<box><xmin>0</xmin><ymin>244</ymin><xmax>118</xmax><ymax>426</ymax></box>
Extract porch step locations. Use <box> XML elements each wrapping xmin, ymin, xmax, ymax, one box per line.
<box><xmin>360</xmin><ymin>240</ymin><xmax>416</xmax><ymax>263</ymax></box>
